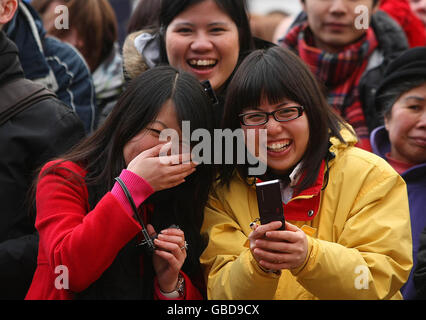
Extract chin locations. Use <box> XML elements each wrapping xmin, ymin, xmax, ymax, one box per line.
<box><xmin>268</xmin><ymin>164</ymin><xmax>291</xmax><ymax>175</ymax></box>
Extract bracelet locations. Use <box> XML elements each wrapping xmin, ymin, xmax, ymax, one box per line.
<box><xmin>160</xmin><ymin>273</ymin><xmax>185</xmax><ymax>298</ymax></box>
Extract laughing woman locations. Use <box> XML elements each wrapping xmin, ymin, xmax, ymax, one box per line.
<box><xmin>123</xmin><ymin>0</ymin><xmax>272</xmax><ymax>127</ymax></box>
<box><xmin>200</xmin><ymin>46</ymin><xmax>413</xmax><ymax>300</ymax></box>
<box><xmin>26</xmin><ymin>66</ymin><xmax>214</xmax><ymax>300</ymax></box>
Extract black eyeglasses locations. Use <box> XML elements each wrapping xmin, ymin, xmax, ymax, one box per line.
<box><xmin>239</xmin><ymin>106</ymin><xmax>304</xmax><ymax>126</ymax></box>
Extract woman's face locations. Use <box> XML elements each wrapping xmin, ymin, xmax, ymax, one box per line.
<box><xmin>123</xmin><ymin>100</ymin><xmax>182</xmax><ymax>165</ymax></box>
<box><xmin>385</xmin><ymin>83</ymin><xmax>426</xmax><ymax>164</ymax></box>
<box><xmin>165</xmin><ymin>0</ymin><xmax>240</xmax><ymax>91</ymax></box>
<box><xmin>241</xmin><ymin>98</ymin><xmax>310</xmax><ymax>175</ymax></box>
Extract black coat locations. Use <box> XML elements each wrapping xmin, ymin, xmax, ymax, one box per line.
<box><xmin>0</xmin><ymin>31</ymin><xmax>85</xmax><ymax>299</ymax></box>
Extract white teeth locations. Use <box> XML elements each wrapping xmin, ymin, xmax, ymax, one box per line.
<box><xmin>188</xmin><ymin>59</ymin><xmax>217</xmax><ymax>66</ymax></box>
<box><xmin>267</xmin><ymin>141</ymin><xmax>291</xmax><ymax>151</ymax></box>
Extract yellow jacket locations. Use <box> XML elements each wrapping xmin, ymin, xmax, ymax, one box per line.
<box><xmin>200</xmin><ymin>130</ymin><xmax>413</xmax><ymax>299</ymax></box>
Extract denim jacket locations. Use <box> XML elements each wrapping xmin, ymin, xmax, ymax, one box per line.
<box><xmin>5</xmin><ymin>1</ymin><xmax>96</xmax><ymax>133</ymax></box>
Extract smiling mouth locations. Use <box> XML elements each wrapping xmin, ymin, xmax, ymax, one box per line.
<box><xmin>187</xmin><ymin>59</ymin><xmax>218</xmax><ymax>70</ymax></box>
<box><xmin>411</xmin><ymin>137</ymin><xmax>426</xmax><ymax>147</ymax></box>
<box><xmin>267</xmin><ymin>141</ymin><xmax>291</xmax><ymax>152</ymax></box>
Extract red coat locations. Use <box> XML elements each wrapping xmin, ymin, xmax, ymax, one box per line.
<box><xmin>25</xmin><ymin>160</ymin><xmax>202</xmax><ymax>300</ymax></box>
<box><xmin>380</xmin><ymin>0</ymin><xmax>426</xmax><ymax>47</ymax></box>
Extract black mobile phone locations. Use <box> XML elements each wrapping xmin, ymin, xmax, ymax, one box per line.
<box><xmin>255</xmin><ymin>179</ymin><xmax>285</xmax><ymax>230</ymax></box>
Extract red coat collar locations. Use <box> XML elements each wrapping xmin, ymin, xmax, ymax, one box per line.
<box><xmin>256</xmin><ymin>161</ymin><xmax>326</xmax><ymax>221</ymax></box>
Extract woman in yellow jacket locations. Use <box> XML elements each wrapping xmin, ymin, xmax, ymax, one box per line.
<box><xmin>200</xmin><ymin>47</ymin><xmax>413</xmax><ymax>300</ymax></box>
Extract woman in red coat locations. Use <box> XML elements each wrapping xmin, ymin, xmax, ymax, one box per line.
<box><xmin>25</xmin><ymin>66</ymin><xmax>214</xmax><ymax>300</ymax></box>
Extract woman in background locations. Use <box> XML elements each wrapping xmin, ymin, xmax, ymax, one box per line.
<box><xmin>123</xmin><ymin>0</ymin><xmax>272</xmax><ymax>127</ymax></box>
<box><xmin>372</xmin><ymin>47</ymin><xmax>426</xmax><ymax>299</ymax></box>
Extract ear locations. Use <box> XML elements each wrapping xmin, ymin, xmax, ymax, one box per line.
<box><xmin>384</xmin><ymin>115</ymin><xmax>390</xmax><ymax>131</ymax></box>
<box><xmin>0</xmin><ymin>0</ymin><xmax>18</xmax><ymax>25</ymax></box>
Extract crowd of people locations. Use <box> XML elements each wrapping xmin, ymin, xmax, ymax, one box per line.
<box><xmin>0</xmin><ymin>0</ymin><xmax>425</xmax><ymax>300</ymax></box>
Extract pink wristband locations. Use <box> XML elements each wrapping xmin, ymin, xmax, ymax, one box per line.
<box><xmin>111</xmin><ymin>170</ymin><xmax>154</xmax><ymax>218</ymax></box>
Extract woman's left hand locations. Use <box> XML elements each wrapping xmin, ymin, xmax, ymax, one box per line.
<box><xmin>147</xmin><ymin>224</ymin><xmax>187</xmax><ymax>293</ymax></box>
<box><xmin>251</xmin><ymin>221</ymin><xmax>308</xmax><ymax>271</ymax></box>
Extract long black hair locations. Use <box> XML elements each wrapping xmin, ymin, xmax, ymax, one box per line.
<box><xmin>37</xmin><ymin>65</ymin><xmax>214</xmax><ymax>298</ymax></box>
<box><xmin>220</xmin><ymin>46</ymin><xmax>350</xmax><ymax>193</ymax></box>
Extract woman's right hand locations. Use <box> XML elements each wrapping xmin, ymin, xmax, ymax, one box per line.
<box><xmin>249</xmin><ymin>221</ymin><xmax>308</xmax><ymax>272</ymax></box>
<box><xmin>126</xmin><ymin>142</ymin><xmax>197</xmax><ymax>192</ymax></box>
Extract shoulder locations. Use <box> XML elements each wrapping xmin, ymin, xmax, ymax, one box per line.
<box><xmin>43</xmin><ymin>36</ymin><xmax>94</xmax><ymax>98</ymax></box>
<box><xmin>39</xmin><ymin>159</ymin><xmax>87</xmax><ymax>183</ymax></box>
<box><xmin>20</xmin><ymin>97</ymin><xmax>85</xmax><ymax>145</ymax></box>
<box><xmin>331</xmin><ymin>145</ymin><xmax>405</xmax><ymax>201</ymax></box>
<box><xmin>43</xmin><ymin>37</ymin><xmax>91</xmax><ymax>75</ymax></box>
<box><xmin>122</xmin><ymin>30</ymin><xmax>154</xmax><ymax>81</ymax></box>
<box><xmin>27</xmin><ymin>95</ymin><xmax>81</xmax><ymax>120</ymax></box>
<box><xmin>335</xmin><ymin>145</ymin><xmax>398</xmax><ymax>178</ymax></box>
<box><xmin>372</xmin><ymin>10</ymin><xmax>408</xmax><ymax>53</ymax></box>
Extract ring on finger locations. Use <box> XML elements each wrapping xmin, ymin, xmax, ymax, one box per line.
<box><xmin>180</xmin><ymin>241</ymin><xmax>188</xmax><ymax>251</ymax></box>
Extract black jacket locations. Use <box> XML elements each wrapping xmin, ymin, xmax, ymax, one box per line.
<box><xmin>0</xmin><ymin>31</ymin><xmax>85</xmax><ymax>299</ymax></box>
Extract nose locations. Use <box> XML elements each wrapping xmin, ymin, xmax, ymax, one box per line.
<box><xmin>329</xmin><ymin>0</ymin><xmax>348</xmax><ymax>14</ymax></box>
<box><xmin>265</xmin><ymin>116</ymin><xmax>284</xmax><ymax>136</ymax></box>
<box><xmin>190</xmin><ymin>32</ymin><xmax>214</xmax><ymax>52</ymax></box>
<box><xmin>417</xmin><ymin>110</ymin><xmax>426</xmax><ymax>128</ymax></box>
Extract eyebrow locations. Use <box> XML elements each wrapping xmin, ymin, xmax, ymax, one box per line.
<box><xmin>150</xmin><ymin>120</ymin><xmax>168</xmax><ymax>128</ymax></box>
<box><xmin>403</xmin><ymin>96</ymin><xmax>425</xmax><ymax>102</ymax></box>
<box><xmin>171</xmin><ymin>21</ymin><xmax>230</xmax><ymax>28</ymax></box>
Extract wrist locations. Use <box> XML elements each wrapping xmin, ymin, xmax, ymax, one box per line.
<box><xmin>251</xmin><ymin>252</ymin><xmax>281</xmax><ymax>276</ymax></box>
<box><xmin>258</xmin><ymin>263</ymin><xmax>282</xmax><ymax>276</ymax></box>
<box><xmin>159</xmin><ymin>277</ymin><xmax>179</xmax><ymax>294</ymax></box>
<box><xmin>159</xmin><ymin>273</ymin><xmax>185</xmax><ymax>298</ymax></box>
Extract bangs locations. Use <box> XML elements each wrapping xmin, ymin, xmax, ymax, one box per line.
<box><xmin>233</xmin><ymin>51</ymin><xmax>306</xmax><ymax>112</ymax></box>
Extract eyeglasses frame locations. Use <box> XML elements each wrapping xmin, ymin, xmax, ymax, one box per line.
<box><xmin>238</xmin><ymin>105</ymin><xmax>305</xmax><ymax>126</ymax></box>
